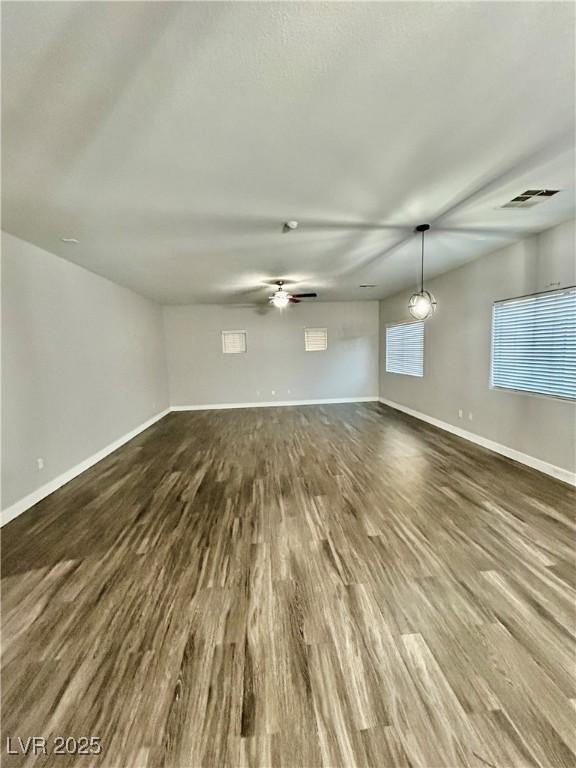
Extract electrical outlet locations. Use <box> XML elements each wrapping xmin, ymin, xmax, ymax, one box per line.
<box><xmin>468</xmin><ymin>412</ymin><xmax>473</xmax><ymax>421</ymax></box>
<box><xmin>458</xmin><ymin>409</ymin><xmax>463</xmax><ymax>418</ymax></box>
<box><xmin>37</xmin><ymin>458</ymin><xmax>44</xmax><ymax>470</ymax></box>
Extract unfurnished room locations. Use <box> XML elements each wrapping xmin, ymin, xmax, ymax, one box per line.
<box><xmin>1</xmin><ymin>2</ymin><xmax>575</xmax><ymax>767</ymax></box>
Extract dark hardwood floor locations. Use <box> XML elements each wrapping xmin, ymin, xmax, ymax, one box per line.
<box><xmin>1</xmin><ymin>403</ymin><xmax>575</xmax><ymax>768</ymax></box>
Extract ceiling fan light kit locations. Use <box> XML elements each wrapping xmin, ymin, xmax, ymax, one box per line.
<box><xmin>409</xmin><ymin>224</ymin><xmax>437</xmax><ymax>320</ymax></box>
<box><xmin>271</xmin><ymin>289</ymin><xmax>291</xmax><ymax>308</ymax></box>
<box><xmin>269</xmin><ymin>280</ymin><xmax>318</xmax><ymax>308</ymax></box>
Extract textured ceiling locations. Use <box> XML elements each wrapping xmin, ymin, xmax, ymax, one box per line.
<box><xmin>2</xmin><ymin>1</ymin><xmax>575</xmax><ymax>305</ymax></box>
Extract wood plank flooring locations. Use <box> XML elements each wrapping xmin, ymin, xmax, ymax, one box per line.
<box><xmin>1</xmin><ymin>403</ymin><xmax>575</xmax><ymax>768</ymax></box>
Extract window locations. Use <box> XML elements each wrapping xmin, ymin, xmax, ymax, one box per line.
<box><xmin>385</xmin><ymin>321</ymin><xmax>424</xmax><ymax>377</ymax></box>
<box><xmin>221</xmin><ymin>330</ymin><xmax>246</xmax><ymax>354</ymax></box>
<box><xmin>305</xmin><ymin>327</ymin><xmax>328</xmax><ymax>352</ymax></box>
<box><xmin>491</xmin><ymin>287</ymin><xmax>576</xmax><ymax>400</ymax></box>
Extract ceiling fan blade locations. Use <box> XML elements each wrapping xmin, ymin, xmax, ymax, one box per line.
<box><xmin>292</xmin><ymin>293</ymin><xmax>317</xmax><ymax>298</ymax></box>
<box><xmin>289</xmin><ymin>297</ymin><xmax>301</xmax><ymax>304</ymax></box>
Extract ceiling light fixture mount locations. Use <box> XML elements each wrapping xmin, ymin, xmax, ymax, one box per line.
<box><xmin>408</xmin><ymin>224</ymin><xmax>437</xmax><ymax>320</ymax></box>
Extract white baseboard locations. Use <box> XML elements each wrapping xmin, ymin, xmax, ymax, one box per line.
<box><xmin>1</xmin><ymin>400</ymin><xmax>377</xmax><ymax>526</ymax></box>
<box><xmin>1</xmin><ymin>409</ymin><xmax>170</xmax><ymax>527</ymax></box>
<box><xmin>378</xmin><ymin>397</ymin><xmax>576</xmax><ymax>486</ymax></box>
<box><xmin>171</xmin><ymin>397</ymin><xmax>379</xmax><ymax>411</ymax></box>
<box><xmin>12</xmin><ymin>395</ymin><xmax>568</xmax><ymax>527</ymax></box>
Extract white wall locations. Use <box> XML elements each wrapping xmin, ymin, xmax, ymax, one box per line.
<box><xmin>379</xmin><ymin>218</ymin><xmax>576</xmax><ymax>476</ymax></box>
<box><xmin>164</xmin><ymin>301</ymin><xmax>379</xmax><ymax>407</ymax></box>
<box><xmin>1</xmin><ymin>232</ymin><xmax>169</xmax><ymax>512</ymax></box>
<box><xmin>4</xmin><ymin>218</ymin><xmax>573</xmax><ymax>519</ymax></box>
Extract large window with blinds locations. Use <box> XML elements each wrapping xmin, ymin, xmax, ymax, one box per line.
<box><xmin>385</xmin><ymin>321</ymin><xmax>424</xmax><ymax>377</ymax></box>
<box><xmin>491</xmin><ymin>286</ymin><xmax>576</xmax><ymax>400</ymax></box>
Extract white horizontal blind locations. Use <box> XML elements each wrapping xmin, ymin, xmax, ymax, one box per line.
<box><xmin>491</xmin><ymin>287</ymin><xmax>576</xmax><ymax>399</ymax></box>
<box><xmin>385</xmin><ymin>321</ymin><xmax>424</xmax><ymax>376</ymax></box>
<box><xmin>221</xmin><ymin>330</ymin><xmax>247</xmax><ymax>354</ymax></box>
<box><xmin>304</xmin><ymin>327</ymin><xmax>328</xmax><ymax>352</ymax></box>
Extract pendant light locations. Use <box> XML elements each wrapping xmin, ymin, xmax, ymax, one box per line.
<box><xmin>408</xmin><ymin>224</ymin><xmax>437</xmax><ymax>320</ymax></box>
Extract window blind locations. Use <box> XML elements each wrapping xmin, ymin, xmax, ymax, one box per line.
<box><xmin>491</xmin><ymin>287</ymin><xmax>576</xmax><ymax>400</ymax></box>
<box><xmin>304</xmin><ymin>327</ymin><xmax>328</xmax><ymax>352</ymax></box>
<box><xmin>385</xmin><ymin>321</ymin><xmax>424</xmax><ymax>377</ymax></box>
<box><xmin>221</xmin><ymin>330</ymin><xmax>247</xmax><ymax>354</ymax></box>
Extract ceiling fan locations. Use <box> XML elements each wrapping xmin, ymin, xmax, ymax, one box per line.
<box><xmin>269</xmin><ymin>280</ymin><xmax>317</xmax><ymax>308</ymax></box>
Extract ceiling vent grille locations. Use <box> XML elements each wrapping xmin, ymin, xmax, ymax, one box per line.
<box><xmin>500</xmin><ymin>189</ymin><xmax>559</xmax><ymax>209</ymax></box>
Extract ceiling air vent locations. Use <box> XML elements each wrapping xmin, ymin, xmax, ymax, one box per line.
<box><xmin>501</xmin><ymin>189</ymin><xmax>559</xmax><ymax>209</ymax></box>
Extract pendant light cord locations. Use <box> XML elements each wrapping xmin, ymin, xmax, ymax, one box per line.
<box><xmin>420</xmin><ymin>229</ymin><xmax>424</xmax><ymax>293</ymax></box>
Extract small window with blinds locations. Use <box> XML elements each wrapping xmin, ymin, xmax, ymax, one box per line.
<box><xmin>221</xmin><ymin>330</ymin><xmax>247</xmax><ymax>354</ymax></box>
<box><xmin>385</xmin><ymin>321</ymin><xmax>424</xmax><ymax>377</ymax></box>
<box><xmin>304</xmin><ymin>327</ymin><xmax>328</xmax><ymax>352</ymax></box>
<box><xmin>491</xmin><ymin>287</ymin><xmax>576</xmax><ymax>400</ymax></box>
